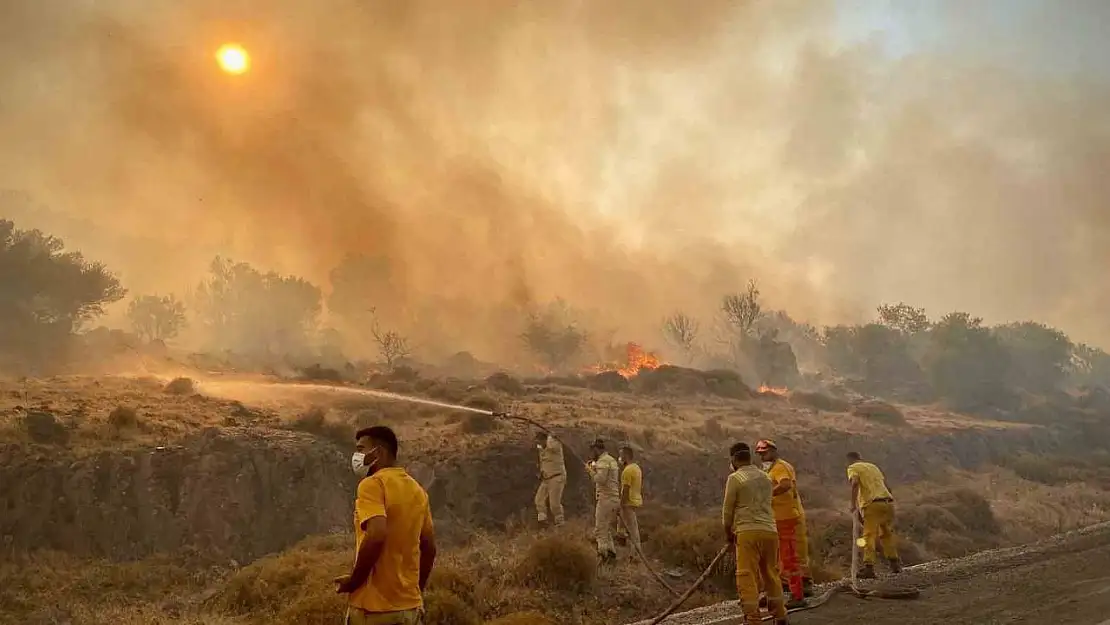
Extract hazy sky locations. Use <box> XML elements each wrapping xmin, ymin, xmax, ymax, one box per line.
<box><xmin>2</xmin><ymin>0</ymin><xmax>1109</xmax><ymax>358</ymax></box>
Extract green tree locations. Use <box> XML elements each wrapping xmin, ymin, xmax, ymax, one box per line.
<box><xmin>877</xmin><ymin>303</ymin><xmax>931</xmax><ymax>334</ymax></box>
<box><xmin>925</xmin><ymin>312</ymin><xmax>1013</xmax><ymax>411</ymax></box>
<box><xmin>126</xmin><ymin>294</ymin><xmax>187</xmax><ymax>342</ymax></box>
<box><xmin>0</xmin><ymin>218</ymin><xmax>125</xmax><ymax>364</ymax></box>
<box><xmin>993</xmin><ymin>322</ymin><xmax>1073</xmax><ymax>394</ymax></box>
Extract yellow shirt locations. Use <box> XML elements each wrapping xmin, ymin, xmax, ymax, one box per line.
<box><xmin>621</xmin><ymin>463</ymin><xmax>644</xmax><ymax>507</ymax></box>
<box><xmin>349</xmin><ymin>467</ymin><xmax>433</xmax><ymax>613</ymax></box>
<box><xmin>721</xmin><ymin>464</ymin><xmax>777</xmax><ymax>535</ymax></box>
<box><xmin>766</xmin><ymin>459</ymin><xmax>804</xmax><ymax>521</ymax></box>
<box><xmin>847</xmin><ymin>461</ymin><xmax>893</xmax><ymax>510</ymax></box>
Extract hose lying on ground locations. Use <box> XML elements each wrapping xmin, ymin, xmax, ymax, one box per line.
<box><xmin>491</xmin><ymin>410</ymin><xmax>680</xmax><ymax>596</ymax></box>
<box><xmin>648</xmin><ymin>545</ymin><xmax>731</xmax><ymax>625</ymax></box>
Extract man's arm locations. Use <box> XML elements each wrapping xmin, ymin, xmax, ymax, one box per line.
<box><xmin>620</xmin><ymin>467</ymin><xmax>631</xmax><ymax>505</ymax></box>
<box><xmin>418</xmin><ymin>511</ymin><xmax>437</xmax><ymax>592</ymax></box>
<box><xmin>337</xmin><ymin>479</ymin><xmax>387</xmax><ymax>594</ymax></box>
<box><xmin>772</xmin><ymin>477</ymin><xmax>793</xmax><ymax>497</ymax></box>
<box><xmin>849</xmin><ymin>476</ymin><xmax>861</xmax><ymax>518</ymax></box>
<box><xmin>721</xmin><ymin>475</ymin><xmax>738</xmax><ymax>542</ymax></box>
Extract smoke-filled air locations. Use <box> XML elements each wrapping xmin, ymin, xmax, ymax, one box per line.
<box><xmin>2</xmin><ymin>0</ymin><xmax>1110</xmax><ymax>370</ymax></box>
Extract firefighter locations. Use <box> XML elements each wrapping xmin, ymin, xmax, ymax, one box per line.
<box><xmin>533</xmin><ymin>431</ymin><xmax>566</xmax><ymax>527</ymax></box>
<box><xmin>586</xmin><ymin>438</ymin><xmax>621</xmax><ymax>564</ymax></box>
<box><xmin>722</xmin><ymin>441</ymin><xmax>789</xmax><ymax>625</ymax></box>
<box><xmin>755</xmin><ymin>439</ymin><xmax>812</xmax><ymax>605</ymax></box>
<box><xmin>846</xmin><ymin>451</ymin><xmax>903</xmax><ymax>578</ymax></box>
<box><xmin>617</xmin><ymin>445</ymin><xmax>643</xmax><ymax>554</ymax></box>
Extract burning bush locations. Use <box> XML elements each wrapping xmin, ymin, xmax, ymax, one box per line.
<box><xmin>586</xmin><ymin>370</ymin><xmax>629</xmax><ymax>392</ymax></box>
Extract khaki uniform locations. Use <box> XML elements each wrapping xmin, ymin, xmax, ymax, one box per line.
<box><xmin>722</xmin><ymin>465</ymin><xmax>787</xmax><ymax>624</ymax></box>
<box><xmin>588</xmin><ymin>452</ymin><xmax>621</xmax><ymax>555</ymax></box>
<box><xmin>534</xmin><ymin>436</ymin><xmax>566</xmax><ymax>525</ymax></box>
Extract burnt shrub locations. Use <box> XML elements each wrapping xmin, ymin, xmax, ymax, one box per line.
<box><xmin>163</xmin><ymin>377</ymin><xmax>195</xmax><ymax>395</ymax></box>
<box><xmin>289</xmin><ymin>406</ymin><xmax>354</xmax><ymax>447</ymax></box>
<box><xmin>107</xmin><ymin>406</ymin><xmax>139</xmax><ymax>429</ymax></box>
<box><xmin>586</xmin><ymin>370</ymin><xmax>630</xmax><ymax>392</ymax></box>
<box><xmin>486</xmin><ymin>372</ymin><xmax>526</xmax><ymax>396</ymax></box>
<box><xmin>458</xmin><ymin>412</ymin><xmax>499</xmax><ymax>435</ymax></box>
<box><xmin>23</xmin><ymin>410</ymin><xmax>69</xmax><ymax>445</ymax></box>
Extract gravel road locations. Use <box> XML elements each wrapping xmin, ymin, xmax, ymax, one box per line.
<box><xmin>628</xmin><ymin>522</ymin><xmax>1110</xmax><ymax>625</ymax></box>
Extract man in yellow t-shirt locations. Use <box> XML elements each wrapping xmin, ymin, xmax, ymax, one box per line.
<box><xmin>617</xmin><ymin>445</ymin><xmax>643</xmax><ymax>554</ymax></box>
<box><xmin>756</xmin><ymin>439</ymin><xmax>811</xmax><ymax>604</ymax></box>
<box><xmin>335</xmin><ymin>426</ymin><xmax>437</xmax><ymax>625</ymax></box>
<box><xmin>723</xmin><ymin>442</ymin><xmax>789</xmax><ymax>625</ymax></box>
<box><xmin>846</xmin><ymin>451</ymin><xmax>901</xmax><ymax>579</ymax></box>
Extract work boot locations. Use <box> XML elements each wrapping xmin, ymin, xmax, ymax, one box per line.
<box><xmin>803</xmin><ymin>578</ymin><xmax>815</xmax><ymax>597</ymax></box>
<box><xmin>888</xmin><ymin>558</ymin><xmax>903</xmax><ymax>574</ymax></box>
<box><xmin>857</xmin><ymin>564</ymin><xmax>876</xmax><ymax>579</ymax></box>
<box><xmin>785</xmin><ymin>595</ymin><xmax>807</xmax><ymax>610</ymax></box>
<box><xmin>759</xmin><ymin>595</ymin><xmax>768</xmax><ymax>610</ymax></box>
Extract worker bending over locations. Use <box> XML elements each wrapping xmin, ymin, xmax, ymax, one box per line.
<box><xmin>723</xmin><ymin>442</ymin><xmax>790</xmax><ymax>625</ymax></box>
<box><xmin>533</xmin><ymin>431</ymin><xmax>566</xmax><ymax>527</ymax></box>
<box><xmin>587</xmin><ymin>438</ymin><xmax>621</xmax><ymax>564</ymax></box>
<box><xmin>617</xmin><ymin>445</ymin><xmax>643</xmax><ymax>555</ymax></box>
<box><xmin>755</xmin><ymin>439</ymin><xmax>812</xmax><ymax>604</ymax></box>
<box><xmin>336</xmin><ymin>426</ymin><xmax>437</xmax><ymax>625</ymax></box>
<box><xmin>846</xmin><ymin>451</ymin><xmax>903</xmax><ymax>578</ymax></box>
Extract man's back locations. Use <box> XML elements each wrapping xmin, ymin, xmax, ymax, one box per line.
<box><xmin>538</xmin><ymin>436</ymin><xmax>565</xmax><ymax>478</ymax></box>
<box><xmin>722</xmin><ymin>465</ymin><xmax>777</xmax><ymax>534</ymax></box>
<box><xmin>766</xmin><ymin>459</ymin><xmax>804</xmax><ymax>520</ymax></box>
<box><xmin>351</xmin><ymin>467</ymin><xmax>432</xmax><ymax>613</ymax></box>
<box><xmin>621</xmin><ymin>462</ymin><xmax>643</xmax><ymax>507</ymax></box>
<box><xmin>593</xmin><ymin>452</ymin><xmax>621</xmax><ymax>499</ymax></box>
<box><xmin>847</xmin><ymin>461</ymin><xmax>892</xmax><ymax>507</ymax></box>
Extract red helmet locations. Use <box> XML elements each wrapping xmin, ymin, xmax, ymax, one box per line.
<box><xmin>754</xmin><ymin>439</ymin><xmax>777</xmax><ymax>453</ymax></box>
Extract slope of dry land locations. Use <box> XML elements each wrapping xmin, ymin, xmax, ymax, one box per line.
<box><xmin>2</xmin><ymin>368</ymin><xmax>1109</xmax><ymax>624</ymax></box>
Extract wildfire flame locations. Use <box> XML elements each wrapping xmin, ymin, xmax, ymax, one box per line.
<box><xmin>588</xmin><ymin>342</ymin><xmax>663</xmax><ymax>379</ymax></box>
<box><xmin>758</xmin><ymin>384</ymin><xmax>789</xmax><ymax>396</ymax></box>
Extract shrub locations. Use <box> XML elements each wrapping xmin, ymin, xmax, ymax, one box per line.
<box><xmin>23</xmin><ymin>410</ymin><xmax>69</xmax><ymax>445</ymax></box>
<box><xmin>296</xmin><ymin>365</ymin><xmax>344</xmax><ymax>383</ymax></box>
<box><xmin>632</xmin><ymin>366</ymin><xmax>708</xmax><ymax>396</ymax></box>
<box><xmin>163</xmin><ymin>377</ymin><xmax>195</xmax><ymax>395</ymax></box>
<box><xmin>701</xmin><ymin>369</ymin><xmax>752</xmax><ymax>399</ymax></box>
<box><xmin>423</xmin><ymin>589</ymin><xmax>480</xmax><ymax>625</ymax></box>
<box><xmin>586</xmin><ymin>371</ymin><xmax>630</xmax><ymax>392</ymax></box>
<box><xmin>459</xmin><ymin>413</ymin><xmax>498</xmax><ymax>435</ymax></box>
<box><xmin>650</xmin><ymin>518</ymin><xmax>733</xmax><ymax>580</ymax></box>
<box><xmin>1002</xmin><ymin>453</ymin><xmax>1065</xmax><ymax>485</ymax></box>
<box><xmin>289</xmin><ymin>407</ymin><xmax>354</xmax><ymax>447</ymax></box>
<box><xmin>107</xmin><ymin>406</ymin><xmax>139</xmax><ymax>429</ymax></box>
<box><xmin>516</xmin><ymin>534</ymin><xmax>596</xmax><ymax>593</ymax></box>
<box><xmin>427</xmin><ymin>565</ymin><xmax>477</xmax><ymax>605</ymax></box>
<box><xmin>486</xmin><ymin>372</ymin><xmax>526</xmax><ymax>395</ymax></box>
<box><xmin>463</xmin><ymin>393</ymin><xmax>499</xmax><ymax>413</ymax></box>
<box><xmin>789</xmin><ymin>391</ymin><xmax>850</xmax><ymax>412</ymax></box>
<box><xmin>486</xmin><ymin>612</ymin><xmax>555</xmax><ymax>625</ymax></box>
<box><xmin>851</xmin><ymin>400</ymin><xmax>905</xmax><ymax>425</ymax></box>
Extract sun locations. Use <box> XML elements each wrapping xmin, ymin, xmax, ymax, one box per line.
<box><xmin>216</xmin><ymin>43</ymin><xmax>250</xmax><ymax>75</ymax></box>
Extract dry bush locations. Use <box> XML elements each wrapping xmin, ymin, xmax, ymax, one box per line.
<box><xmin>463</xmin><ymin>393</ymin><xmax>500</xmax><ymax>412</ymax></box>
<box><xmin>851</xmin><ymin>400</ymin><xmax>906</xmax><ymax>425</ymax></box>
<box><xmin>424</xmin><ymin>588</ymin><xmax>481</xmax><ymax>625</ymax></box>
<box><xmin>916</xmin><ymin>488</ymin><xmax>1001</xmax><ymax>537</ymax></box>
<box><xmin>700</xmin><ymin>369</ymin><xmax>752</xmax><ymax>399</ymax></box>
<box><xmin>297</xmin><ymin>365</ymin><xmax>345</xmax><ymax>383</ymax></box>
<box><xmin>107</xmin><ymin>406</ymin><xmax>139</xmax><ymax>429</ymax></box>
<box><xmin>425</xmin><ymin>381</ymin><xmax>471</xmax><ymax>405</ymax></box>
<box><xmin>213</xmin><ymin>535</ymin><xmax>347</xmax><ymax>618</ymax></box>
<box><xmin>459</xmin><ymin>412</ymin><xmax>499</xmax><ymax>435</ymax></box>
<box><xmin>789</xmin><ymin>391</ymin><xmax>850</xmax><ymax>412</ymax></box>
<box><xmin>486</xmin><ymin>372</ymin><xmax>526</xmax><ymax>396</ymax></box>
<box><xmin>288</xmin><ymin>407</ymin><xmax>354</xmax><ymax>448</ymax></box>
<box><xmin>635</xmin><ymin>504</ymin><xmax>692</xmax><ymax>544</ymax></box>
<box><xmin>22</xmin><ymin>410</ymin><xmax>69</xmax><ymax>445</ymax></box>
<box><xmin>427</xmin><ymin>565</ymin><xmax>477</xmax><ymax>605</ymax></box>
<box><xmin>1001</xmin><ymin>453</ymin><xmax>1066</xmax><ymax>485</ymax></box>
<box><xmin>586</xmin><ymin>371</ymin><xmax>630</xmax><ymax>392</ymax></box>
<box><xmin>650</xmin><ymin>517</ymin><xmax>734</xmax><ymax>585</ymax></box>
<box><xmin>515</xmin><ymin>533</ymin><xmax>596</xmax><ymax>593</ymax></box>
<box><xmin>163</xmin><ymin>377</ymin><xmax>195</xmax><ymax>395</ymax></box>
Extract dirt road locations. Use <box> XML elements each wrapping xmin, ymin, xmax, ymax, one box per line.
<box><xmin>631</xmin><ymin>522</ymin><xmax>1110</xmax><ymax>625</ymax></box>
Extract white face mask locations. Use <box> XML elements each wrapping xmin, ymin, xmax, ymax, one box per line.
<box><xmin>351</xmin><ymin>452</ymin><xmax>367</xmax><ymax>475</ymax></box>
<box><xmin>351</xmin><ymin>447</ymin><xmax>381</xmax><ymax>476</ymax></box>
<box><xmin>761</xmin><ymin>461</ymin><xmax>773</xmax><ymax>471</ymax></box>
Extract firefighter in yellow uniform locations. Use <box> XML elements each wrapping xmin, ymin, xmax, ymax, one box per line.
<box><xmin>533</xmin><ymin>432</ymin><xmax>566</xmax><ymax>526</ymax></box>
<box><xmin>846</xmin><ymin>451</ymin><xmax>902</xmax><ymax>578</ymax></box>
<box><xmin>617</xmin><ymin>445</ymin><xmax>643</xmax><ymax>554</ymax></box>
<box><xmin>722</xmin><ymin>442</ymin><xmax>790</xmax><ymax>625</ymax></box>
<box><xmin>586</xmin><ymin>438</ymin><xmax>621</xmax><ymax>564</ymax></box>
<box><xmin>755</xmin><ymin>439</ymin><xmax>813</xmax><ymax>604</ymax></box>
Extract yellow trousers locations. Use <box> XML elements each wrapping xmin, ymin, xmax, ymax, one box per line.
<box><xmin>346</xmin><ymin>607</ymin><xmax>422</xmax><ymax>625</ymax></box>
<box><xmin>861</xmin><ymin>500</ymin><xmax>899</xmax><ymax>564</ymax></box>
<box><xmin>735</xmin><ymin>530</ymin><xmax>787</xmax><ymax>623</ymax></box>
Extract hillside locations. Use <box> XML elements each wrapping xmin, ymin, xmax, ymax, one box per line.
<box><xmin>3</xmin><ymin>367</ymin><xmax>1110</xmax><ymax>624</ymax></box>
